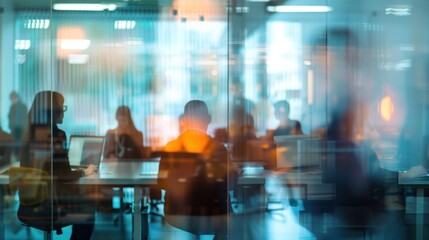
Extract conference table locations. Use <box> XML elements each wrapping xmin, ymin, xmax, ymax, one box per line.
<box><xmin>78</xmin><ymin>160</ymin><xmax>160</xmax><ymax>240</ymax></box>
<box><xmin>0</xmin><ymin>159</ymin><xmax>160</xmax><ymax>240</ymax></box>
<box><xmin>398</xmin><ymin>175</ymin><xmax>429</xmax><ymax>240</ymax></box>
<box><xmin>236</xmin><ymin>166</ymin><xmax>335</xmax><ymax>239</ymax></box>
<box><xmin>0</xmin><ymin>160</ymin><xmax>334</xmax><ymax>240</ymax></box>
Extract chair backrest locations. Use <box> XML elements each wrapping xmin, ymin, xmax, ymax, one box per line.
<box><xmin>159</xmin><ymin>151</ymin><xmax>229</xmax><ymax>216</ymax></box>
<box><xmin>9</xmin><ymin>167</ymin><xmax>51</xmax><ymax>206</ymax></box>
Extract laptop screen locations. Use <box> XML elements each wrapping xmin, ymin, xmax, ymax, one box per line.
<box><xmin>274</xmin><ymin>135</ymin><xmax>321</xmax><ymax>170</ymax></box>
<box><xmin>68</xmin><ymin>136</ymin><xmax>104</xmax><ymax>167</ymax></box>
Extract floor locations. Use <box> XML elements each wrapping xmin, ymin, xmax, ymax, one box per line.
<box><xmin>2</xmin><ymin>191</ymin><xmax>397</xmax><ymax>240</ymax></box>
<box><xmin>3</xmin><ymin>203</ymin><xmax>317</xmax><ymax>240</ymax></box>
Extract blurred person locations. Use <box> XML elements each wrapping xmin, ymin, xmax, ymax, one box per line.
<box><xmin>103</xmin><ymin>106</ymin><xmax>144</xmax><ymax>160</ymax></box>
<box><xmin>270</xmin><ymin>100</ymin><xmax>303</xmax><ymax>138</ymax></box>
<box><xmin>229</xmin><ymin>108</ymin><xmax>258</xmax><ymax>162</ymax></box>
<box><xmin>19</xmin><ymin>91</ymin><xmax>97</xmax><ymax>240</ymax></box>
<box><xmin>8</xmin><ymin>91</ymin><xmax>28</xmax><ymax>141</ymax></box>
<box><xmin>303</xmin><ymin>28</ymin><xmax>387</xmax><ymax>238</ymax></box>
<box><xmin>158</xmin><ymin>100</ymin><xmax>233</xmax><ymax>240</ymax></box>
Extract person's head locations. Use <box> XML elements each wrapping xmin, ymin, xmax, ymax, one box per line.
<box><xmin>274</xmin><ymin>100</ymin><xmax>290</xmax><ymax>121</ymax></box>
<box><xmin>115</xmin><ymin>106</ymin><xmax>137</xmax><ymax>131</ymax></box>
<box><xmin>28</xmin><ymin>91</ymin><xmax>66</xmax><ymax>125</ymax></box>
<box><xmin>10</xmin><ymin>91</ymin><xmax>19</xmax><ymax>103</ymax></box>
<box><xmin>183</xmin><ymin>100</ymin><xmax>211</xmax><ymax>131</ymax></box>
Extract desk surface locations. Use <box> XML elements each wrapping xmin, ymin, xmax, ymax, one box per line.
<box><xmin>0</xmin><ymin>160</ymin><xmax>160</xmax><ymax>186</ymax></box>
<box><xmin>399</xmin><ymin>176</ymin><xmax>429</xmax><ymax>186</ymax></box>
<box><xmin>238</xmin><ymin>169</ymin><xmax>326</xmax><ymax>184</ymax></box>
<box><xmin>78</xmin><ymin>161</ymin><xmax>159</xmax><ymax>185</ymax></box>
<box><xmin>1</xmin><ymin>160</ymin><xmax>330</xmax><ymax>187</ymax></box>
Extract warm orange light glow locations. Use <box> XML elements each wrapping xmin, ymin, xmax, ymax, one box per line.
<box><xmin>170</xmin><ymin>0</ymin><xmax>225</xmax><ymax>22</ymax></box>
<box><xmin>56</xmin><ymin>26</ymin><xmax>87</xmax><ymax>59</ymax></box>
<box><xmin>379</xmin><ymin>96</ymin><xmax>395</xmax><ymax>121</ymax></box>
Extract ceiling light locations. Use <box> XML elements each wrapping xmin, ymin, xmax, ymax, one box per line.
<box><xmin>15</xmin><ymin>40</ymin><xmax>31</xmax><ymax>50</ymax></box>
<box><xmin>61</xmin><ymin>39</ymin><xmax>91</xmax><ymax>50</ymax></box>
<box><xmin>385</xmin><ymin>7</ymin><xmax>411</xmax><ymax>16</ymax></box>
<box><xmin>25</xmin><ymin>19</ymin><xmax>50</xmax><ymax>29</ymax></box>
<box><xmin>53</xmin><ymin>3</ymin><xmax>117</xmax><ymax>11</ymax></box>
<box><xmin>267</xmin><ymin>6</ymin><xmax>332</xmax><ymax>13</ymax></box>
<box><xmin>68</xmin><ymin>54</ymin><xmax>89</xmax><ymax>64</ymax></box>
<box><xmin>114</xmin><ymin>20</ymin><xmax>136</xmax><ymax>30</ymax></box>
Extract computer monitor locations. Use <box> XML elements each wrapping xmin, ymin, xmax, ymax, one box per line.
<box><xmin>274</xmin><ymin>135</ymin><xmax>322</xmax><ymax>170</ymax></box>
<box><xmin>68</xmin><ymin>135</ymin><xmax>104</xmax><ymax>167</ymax></box>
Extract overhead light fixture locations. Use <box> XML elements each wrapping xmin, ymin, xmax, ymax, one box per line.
<box><xmin>385</xmin><ymin>7</ymin><xmax>411</xmax><ymax>16</ymax></box>
<box><xmin>15</xmin><ymin>40</ymin><xmax>31</xmax><ymax>50</ymax></box>
<box><xmin>267</xmin><ymin>6</ymin><xmax>332</xmax><ymax>13</ymax></box>
<box><xmin>25</xmin><ymin>19</ymin><xmax>50</xmax><ymax>29</ymax></box>
<box><xmin>53</xmin><ymin>3</ymin><xmax>117</xmax><ymax>11</ymax></box>
<box><xmin>68</xmin><ymin>54</ymin><xmax>89</xmax><ymax>64</ymax></box>
<box><xmin>114</xmin><ymin>20</ymin><xmax>136</xmax><ymax>30</ymax></box>
<box><xmin>61</xmin><ymin>39</ymin><xmax>91</xmax><ymax>50</ymax></box>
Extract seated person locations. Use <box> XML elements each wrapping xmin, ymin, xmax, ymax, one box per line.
<box><xmin>19</xmin><ymin>91</ymin><xmax>97</xmax><ymax>240</ymax></box>
<box><xmin>158</xmin><ymin>100</ymin><xmax>233</xmax><ymax>239</ymax></box>
<box><xmin>103</xmin><ymin>106</ymin><xmax>144</xmax><ymax>160</ymax></box>
<box><xmin>229</xmin><ymin>110</ymin><xmax>258</xmax><ymax>162</ymax></box>
<box><xmin>271</xmin><ymin>100</ymin><xmax>303</xmax><ymax>137</ymax></box>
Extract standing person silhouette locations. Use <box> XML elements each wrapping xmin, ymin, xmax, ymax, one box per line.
<box><xmin>8</xmin><ymin>91</ymin><xmax>28</xmax><ymax>141</ymax></box>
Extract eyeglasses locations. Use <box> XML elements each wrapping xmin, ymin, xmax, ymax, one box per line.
<box><xmin>63</xmin><ymin>105</ymin><xmax>68</xmax><ymax>112</ymax></box>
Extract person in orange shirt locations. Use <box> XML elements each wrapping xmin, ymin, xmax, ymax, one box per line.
<box><xmin>158</xmin><ymin>100</ymin><xmax>231</xmax><ymax>240</ymax></box>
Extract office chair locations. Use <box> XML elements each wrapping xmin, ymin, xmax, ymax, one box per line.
<box><xmin>9</xmin><ymin>167</ymin><xmax>69</xmax><ymax>240</ymax></box>
<box><xmin>160</xmin><ymin>152</ymin><xmax>229</xmax><ymax>239</ymax></box>
<box><xmin>327</xmin><ymin>206</ymin><xmax>376</xmax><ymax>239</ymax></box>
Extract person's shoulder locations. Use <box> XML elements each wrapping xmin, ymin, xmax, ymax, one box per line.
<box><xmin>290</xmin><ymin>119</ymin><xmax>302</xmax><ymax>126</ymax></box>
<box><xmin>136</xmin><ymin>130</ymin><xmax>143</xmax><ymax>137</ymax></box>
<box><xmin>18</xmin><ymin>101</ymin><xmax>27</xmax><ymax>108</ymax></box>
<box><xmin>56</xmin><ymin>128</ymin><xmax>67</xmax><ymax>140</ymax></box>
<box><xmin>106</xmin><ymin>129</ymin><xmax>116</xmax><ymax>135</ymax></box>
<box><xmin>209</xmin><ymin>138</ymin><xmax>227</xmax><ymax>152</ymax></box>
<box><xmin>164</xmin><ymin>139</ymin><xmax>182</xmax><ymax>152</ymax></box>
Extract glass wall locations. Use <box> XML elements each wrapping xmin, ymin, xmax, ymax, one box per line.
<box><xmin>1</xmin><ymin>0</ymin><xmax>429</xmax><ymax>239</ymax></box>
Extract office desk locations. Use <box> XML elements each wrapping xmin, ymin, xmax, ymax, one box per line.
<box><xmin>0</xmin><ymin>160</ymin><xmax>159</xmax><ymax>240</ymax></box>
<box><xmin>399</xmin><ymin>176</ymin><xmax>429</xmax><ymax>240</ymax></box>
<box><xmin>78</xmin><ymin>160</ymin><xmax>159</xmax><ymax>240</ymax></box>
<box><xmin>238</xmin><ymin>169</ymin><xmax>334</xmax><ymax>239</ymax></box>
<box><xmin>238</xmin><ymin>170</ymin><xmax>334</xmax><ymax>201</ymax></box>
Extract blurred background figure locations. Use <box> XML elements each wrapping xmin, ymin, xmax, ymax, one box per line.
<box><xmin>8</xmin><ymin>91</ymin><xmax>27</xmax><ymax>141</ymax></box>
<box><xmin>229</xmin><ymin>107</ymin><xmax>258</xmax><ymax>162</ymax></box>
<box><xmin>103</xmin><ymin>106</ymin><xmax>144</xmax><ymax>160</ymax></box>
<box><xmin>273</xmin><ymin>100</ymin><xmax>303</xmax><ymax>137</ymax></box>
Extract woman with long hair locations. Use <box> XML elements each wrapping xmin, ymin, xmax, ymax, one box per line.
<box><xmin>103</xmin><ymin>105</ymin><xmax>143</xmax><ymax>160</ymax></box>
<box><xmin>19</xmin><ymin>91</ymin><xmax>97</xmax><ymax>240</ymax></box>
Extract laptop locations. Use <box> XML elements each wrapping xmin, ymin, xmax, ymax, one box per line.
<box><xmin>274</xmin><ymin>135</ymin><xmax>322</xmax><ymax>171</ymax></box>
<box><xmin>68</xmin><ymin>135</ymin><xmax>104</xmax><ymax>168</ymax></box>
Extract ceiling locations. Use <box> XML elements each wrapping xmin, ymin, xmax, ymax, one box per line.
<box><xmin>1</xmin><ymin>0</ymin><xmax>175</xmax><ymax>10</ymax></box>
